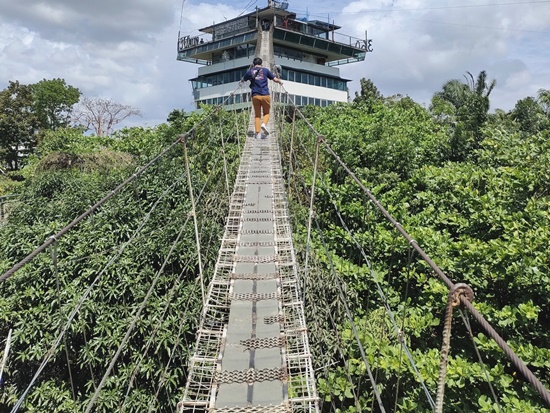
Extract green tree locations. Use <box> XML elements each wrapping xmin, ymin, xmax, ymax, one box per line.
<box><xmin>353</xmin><ymin>78</ymin><xmax>383</xmax><ymax>106</ymax></box>
<box><xmin>31</xmin><ymin>78</ymin><xmax>81</xmax><ymax>130</ymax></box>
<box><xmin>537</xmin><ymin>88</ymin><xmax>550</xmax><ymax>117</ymax></box>
<box><xmin>0</xmin><ymin>81</ymin><xmax>39</xmax><ymax>170</ymax></box>
<box><xmin>511</xmin><ymin>96</ymin><xmax>546</xmax><ymax>134</ymax></box>
<box><xmin>431</xmin><ymin>71</ymin><xmax>496</xmax><ymax>161</ymax></box>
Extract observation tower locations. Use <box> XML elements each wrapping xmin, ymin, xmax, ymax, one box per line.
<box><xmin>177</xmin><ymin>0</ymin><xmax>370</xmax><ymax>109</ymax></box>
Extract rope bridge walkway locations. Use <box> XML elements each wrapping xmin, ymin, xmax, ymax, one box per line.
<box><xmin>177</xmin><ymin>114</ymin><xmax>317</xmax><ymax>413</ymax></box>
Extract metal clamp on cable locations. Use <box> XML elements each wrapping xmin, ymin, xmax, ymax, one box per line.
<box><xmin>450</xmin><ymin>282</ymin><xmax>474</xmax><ymax>308</ymax></box>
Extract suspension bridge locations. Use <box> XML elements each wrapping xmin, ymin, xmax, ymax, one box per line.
<box><xmin>1</xmin><ymin>21</ymin><xmax>550</xmax><ymax>413</ymax></box>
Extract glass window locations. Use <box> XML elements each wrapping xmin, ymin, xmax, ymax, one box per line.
<box><xmin>301</xmin><ymin>73</ymin><xmax>308</xmax><ymax>84</ymax></box>
<box><xmin>314</xmin><ymin>75</ymin><xmax>320</xmax><ymax>86</ymax></box>
<box><xmin>315</xmin><ymin>98</ymin><xmax>321</xmax><ymax>106</ymax></box>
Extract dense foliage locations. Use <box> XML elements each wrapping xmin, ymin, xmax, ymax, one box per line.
<box><xmin>0</xmin><ymin>79</ymin><xmax>81</xmax><ymax>172</ymax></box>
<box><xmin>0</xmin><ymin>107</ymin><xmax>247</xmax><ymax>412</ymax></box>
<box><xmin>279</xmin><ymin>79</ymin><xmax>550</xmax><ymax>412</ymax></box>
<box><xmin>1</xmin><ymin>71</ymin><xmax>550</xmax><ymax>413</ymax></box>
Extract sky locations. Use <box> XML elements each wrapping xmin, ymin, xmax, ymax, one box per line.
<box><xmin>1</xmin><ymin>0</ymin><xmax>549</xmax><ymax>128</ymax></box>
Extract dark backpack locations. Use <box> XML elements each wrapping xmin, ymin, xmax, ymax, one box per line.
<box><xmin>249</xmin><ymin>67</ymin><xmax>262</xmax><ymax>88</ymax></box>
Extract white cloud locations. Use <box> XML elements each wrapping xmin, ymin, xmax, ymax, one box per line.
<box><xmin>0</xmin><ymin>0</ymin><xmax>549</xmax><ymax>129</ymax></box>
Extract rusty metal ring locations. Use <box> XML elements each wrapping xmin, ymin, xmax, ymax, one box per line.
<box><xmin>449</xmin><ymin>283</ymin><xmax>474</xmax><ymax>308</ymax></box>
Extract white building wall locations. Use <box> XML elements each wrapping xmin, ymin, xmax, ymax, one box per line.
<box><xmin>281</xmin><ymin>82</ymin><xmax>348</xmax><ymax>102</ymax></box>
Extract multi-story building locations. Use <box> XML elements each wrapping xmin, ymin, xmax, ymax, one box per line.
<box><xmin>177</xmin><ymin>1</ymin><xmax>369</xmax><ymax>109</ymax></box>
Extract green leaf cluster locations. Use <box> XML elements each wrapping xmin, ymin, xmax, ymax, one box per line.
<box><xmin>281</xmin><ymin>80</ymin><xmax>550</xmax><ymax>412</ymax></box>
<box><xmin>0</xmin><ymin>106</ymin><xmax>247</xmax><ymax>411</ymax></box>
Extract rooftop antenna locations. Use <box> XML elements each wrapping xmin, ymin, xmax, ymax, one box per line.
<box><xmin>178</xmin><ymin>0</ymin><xmax>185</xmax><ymax>40</ymax></box>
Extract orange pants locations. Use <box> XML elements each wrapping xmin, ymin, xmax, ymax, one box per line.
<box><xmin>252</xmin><ymin>95</ymin><xmax>271</xmax><ymax>133</ymax></box>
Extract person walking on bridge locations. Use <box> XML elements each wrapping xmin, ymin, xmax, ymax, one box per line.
<box><xmin>243</xmin><ymin>57</ymin><xmax>283</xmax><ymax>139</ymax></box>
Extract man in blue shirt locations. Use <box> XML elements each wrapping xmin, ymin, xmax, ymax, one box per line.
<box><xmin>243</xmin><ymin>57</ymin><xmax>283</xmax><ymax>139</ymax></box>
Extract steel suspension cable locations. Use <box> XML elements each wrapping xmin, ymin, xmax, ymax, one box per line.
<box><xmin>281</xmin><ymin>93</ymin><xmax>550</xmax><ymax>408</ymax></box>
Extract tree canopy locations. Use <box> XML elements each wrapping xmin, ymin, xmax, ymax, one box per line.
<box><xmin>1</xmin><ymin>72</ymin><xmax>550</xmax><ymax>412</ymax></box>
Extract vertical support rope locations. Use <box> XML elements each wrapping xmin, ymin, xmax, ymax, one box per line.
<box><xmin>287</xmin><ymin>109</ymin><xmax>296</xmax><ymax>199</ymax></box>
<box><xmin>394</xmin><ymin>245</ymin><xmax>415</xmax><ymax>410</ymax></box>
<box><xmin>435</xmin><ymin>283</ymin><xmax>474</xmax><ymax>413</ymax></box>
<box><xmin>458</xmin><ymin>310</ymin><xmax>502</xmax><ymax>412</ymax></box>
<box><xmin>0</xmin><ymin>328</ymin><xmax>11</xmax><ymax>386</ymax></box>
<box><xmin>181</xmin><ymin>135</ymin><xmax>205</xmax><ymax>305</ymax></box>
<box><xmin>303</xmin><ymin>135</ymin><xmax>321</xmax><ymax>304</ymax></box>
<box><xmin>219</xmin><ymin>117</ymin><xmax>231</xmax><ymax>200</ymax></box>
<box><xmin>50</xmin><ymin>238</ymin><xmax>76</xmax><ymax>401</ymax></box>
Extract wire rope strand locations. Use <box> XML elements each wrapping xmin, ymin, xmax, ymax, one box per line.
<box><xmin>219</xmin><ymin>116</ymin><xmax>231</xmax><ymax>199</ymax></box>
<box><xmin>303</xmin><ymin>134</ymin><xmax>320</xmax><ymax>305</ymax></box>
<box><xmin>458</xmin><ymin>309</ymin><xmax>502</xmax><ymax>413</ymax></box>
<box><xmin>0</xmin><ymin>328</ymin><xmax>12</xmax><ymax>385</ymax></box>
<box><xmin>50</xmin><ymin>240</ymin><xmax>76</xmax><ymax>401</ymax></box>
<box><xmin>287</xmin><ymin>109</ymin><xmax>297</xmax><ymax>210</ymax></box>
<box><xmin>182</xmin><ymin>136</ymin><xmax>205</xmax><ymax>305</ymax></box>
